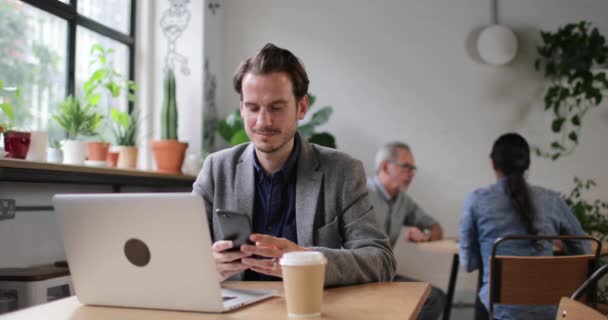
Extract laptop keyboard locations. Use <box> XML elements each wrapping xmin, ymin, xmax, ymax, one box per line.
<box><xmin>222</xmin><ymin>296</ymin><xmax>237</xmax><ymax>301</ymax></box>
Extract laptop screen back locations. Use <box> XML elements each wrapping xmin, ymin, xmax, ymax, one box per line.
<box><xmin>53</xmin><ymin>193</ymin><xmax>225</xmax><ymax>312</ymax></box>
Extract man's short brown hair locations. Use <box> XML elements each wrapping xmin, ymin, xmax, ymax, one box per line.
<box><xmin>233</xmin><ymin>43</ymin><xmax>310</xmax><ymax>101</ymax></box>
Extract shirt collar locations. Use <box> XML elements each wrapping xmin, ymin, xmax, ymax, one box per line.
<box><xmin>495</xmin><ymin>176</ymin><xmax>509</xmax><ymax>192</ymax></box>
<box><xmin>372</xmin><ymin>175</ymin><xmax>394</xmax><ymax>202</ymax></box>
<box><xmin>253</xmin><ymin>133</ymin><xmax>301</xmax><ymax>182</ymax></box>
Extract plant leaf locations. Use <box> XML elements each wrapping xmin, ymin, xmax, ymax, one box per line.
<box><xmin>0</xmin><ymin>102</ymin><xmax>15</xmax><ymax>121</ymax></box>
<box><xmin>88</xmin><ymin>94</ymin><xmax>101</xmax><ymax>106</ymax></box>
<box><xmin>550</xmin><ymin>141</ymin><xmax>565</xmax><ymax>150</ymax></box>
<box><xmin>309</xmin><ymin>132</ymin><xmax>336</xmax><ymax>149</ymax></box>
<box><xmin>298</xmin><ymin>123</ymin><xmax>315</xmax><ymax>139</ymax></box>
<box><xmin>551</xmin><ymin>118</ymin><xmax>566</xmax><ymax>133</ymax></box>
<box><xmin>308</xmin><ymin>94</ymin><xmax>316</xmax><ymax>109</ymax></box>
<box><xmin>230</xmin><ymin>129</ymin><xmax>250</xmax><ymax>146</ymax></box>
<box><xmin>90</xmin><ymin>44</ymin><xmax>104</xmax><ymax>54</ymax></box>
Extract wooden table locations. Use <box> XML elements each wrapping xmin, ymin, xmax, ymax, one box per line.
<box><xmin>417</xmin><ymin>240</ymin><xmax>460</xmax><ymax>320</ymax></box>
<box><xmin>0</xmin><ymin>281</ymin><xmax>431</xmax><ymax>320</ymax></box>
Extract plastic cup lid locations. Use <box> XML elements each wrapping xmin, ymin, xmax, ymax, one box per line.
<box><xmin>279</xmin><ymin>251</ymin><xmax>327</xmax><ymax>266</ymax></box>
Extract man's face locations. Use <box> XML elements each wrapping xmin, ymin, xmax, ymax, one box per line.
<box><xmin>240</xmin><ymin>72</ymin><xmax>307</xmax><ymax>155</ymax></box>
<box><xmin>386</xmin><ymin>148</ymin><xmax>417</xmax><ymax>192</ymax></box>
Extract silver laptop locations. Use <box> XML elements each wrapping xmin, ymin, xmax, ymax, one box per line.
<box><xmin>53</xmin><ymin>193</ymin><xmax>276</xmax><ymax>312</ymax></box>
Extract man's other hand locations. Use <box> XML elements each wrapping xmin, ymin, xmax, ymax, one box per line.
<box><xmin>240</xmin><ymin>234</ymin><xmax>310</xmax><ymax>278</ymax></box>
<box><xmin>405</xmin><ymin>227</ymin><xmax>431</xmax><ymax>242</ymax></box>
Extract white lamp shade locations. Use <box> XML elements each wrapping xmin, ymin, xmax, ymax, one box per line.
<box><xmin>477</xmin><ymin>24</ymin><xmax>518</xmax><ymax>65</ymax></box>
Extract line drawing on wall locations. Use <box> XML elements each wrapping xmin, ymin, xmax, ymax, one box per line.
<box><xmin>203</xmin><ymin>59</ymin><xmax>218</xmax><ymax>153</ymax></box>
<box><xmin>160</xmin><ymin>0</ymin><xmax>191</xmax><ymax>75</ymax></box>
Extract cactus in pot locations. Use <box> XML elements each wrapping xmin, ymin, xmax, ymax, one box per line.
<box><xmin>151</xmin><ymin>68</ymin><xmax>188</xmax><ymax>174</ymax></box>
<box><xmin>161</xmin><ymin>68</ymin><xmax>178</xmax><ymax>140</ymax></box>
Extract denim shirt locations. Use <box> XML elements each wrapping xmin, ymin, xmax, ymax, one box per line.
<box><xmin>459</xmin><ymin>178</ymin><xmax>589</xmax><ymax>320</ymax></box>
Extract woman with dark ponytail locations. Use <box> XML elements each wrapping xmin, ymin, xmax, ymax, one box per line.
<box><xmin>459</xmin><ymin>133</ymin><xmax>588</xmax><ymax>320</ymax></box>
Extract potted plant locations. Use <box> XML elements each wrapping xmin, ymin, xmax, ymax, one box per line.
<box><xmin>1</xmin><ymin>81</ymin><xmax>31</xmax><ymax>159</ymax></box>
<box><xmin>52</xmin><ymin>95</ymin><xmax>103</xmax><ymax>165</ymax></box>
<box><xmin>218</xmin><ymin>94</ymin><xmax>337</xmax><ymax>148</ymax></box>
<box><xmin>110</xmin><ymin>108</ymin><xmax>138</xmax><ymax>169</ymax></box>
<box><xmin>534</xmin><ymin>21</ymin><xmax>608</xmax><ymax>160</ymax></box>
<box><xmin>47</xmin><ymin>139</ymin><xmax>63</xmax><ymax>164</ymax></box>
<box><xmin>82</xmin><ymin>44</ymin><xmax>137</xmax><ymax>164</ymax></box>
<box><xmin>151</xmin><ymin>68</ymin><xmax>188</xmax><ymax>174</ymax></box>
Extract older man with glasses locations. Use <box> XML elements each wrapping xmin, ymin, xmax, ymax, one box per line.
<box><xmin>367</xmin><ymin>141</ymin><xmax>446</xmax><ymax>320</ymax></box>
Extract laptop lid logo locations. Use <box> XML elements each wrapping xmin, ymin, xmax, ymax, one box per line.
<box><xmin>124</xmin><ymin>238</ymin><xmax>151</xmax><ymax>267</ymax></box>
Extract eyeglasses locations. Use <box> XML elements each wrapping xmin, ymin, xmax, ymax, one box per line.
<box><xmin>392</xmin><ymin>161</ymin><xmax>417</xmax><ymax>173</ymax></box>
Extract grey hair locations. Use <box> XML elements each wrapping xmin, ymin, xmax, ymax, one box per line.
<box><xmin>374</xmin><ymin>142</ymin><xmax>411</xmax><ymax>173</ymax></box>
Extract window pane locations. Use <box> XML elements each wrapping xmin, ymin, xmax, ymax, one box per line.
<box><xmin>0</xmin><ymin>0</ymin><xmax>67</xmax><ymax>138</ymax></box>
<box><xmin>76</xmin><ymin>26</ymin><xmax>129</xmax><ymax>142</ymax></box>
<box><xmin>78</xmin><ymin>0</ymin><xmax>130</xmax><ymax>34</ymax></box>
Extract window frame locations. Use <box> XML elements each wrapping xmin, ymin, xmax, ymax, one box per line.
<box><xmin>19</xmin><ymin>0</ymin><xmax>137</xmax><ymax>113</ymax></box>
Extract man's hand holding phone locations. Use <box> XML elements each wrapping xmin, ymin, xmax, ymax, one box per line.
<box><xmin>212</xmin><ymin>240</ymin><xmax>251</xmax><ymax>281</ymax></box>
<box><xmin>212</xmin><ymin>209</ymin><xmax>309</xmax><ymax>280</ymax></box>
<box><xmin>213</xmin><ymin>209</ymin><xmax>254</xmax><ymax>281</ymax></box>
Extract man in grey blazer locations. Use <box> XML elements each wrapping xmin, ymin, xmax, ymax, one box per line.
<box><xmin>192</xmin><ymin>43</ymin><xmax>395</xmax><ymax>287</ymax></box>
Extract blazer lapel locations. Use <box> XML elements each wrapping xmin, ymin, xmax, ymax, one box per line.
<box><xmin>296</xmin><ymin>136</ymin><xmax>322</xmax><ymax>247</ymax></box>
<box><xmin>234</xmin><ymin>143</ymin><xmax>255</xmax><ymax>220</ymax></box>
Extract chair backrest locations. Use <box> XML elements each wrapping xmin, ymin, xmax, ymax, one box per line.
<box><xmin>556</xmin><ymin>297</ymin><xmax>606</xmax><ymax>320</ymax></box>
<box><xmin>489</xmin><ymin>235</ymin><xmax>601</xmax><ymax>320</ymax></box>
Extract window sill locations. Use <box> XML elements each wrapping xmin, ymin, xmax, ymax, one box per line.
<box><xmin>0</xmin><ymin>158</ymin><xmax>196</xmax><ymax>188</ymax></box>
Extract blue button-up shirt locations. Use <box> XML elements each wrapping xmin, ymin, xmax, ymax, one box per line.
<box><xmin>459</xmin><ymin>178</ymin><xmax>589</xmax><ymax>320</ymax></box>
<box><xmin>245</xmin><ymin>136</ymin><xmax>300</xmax><ymax>281</ymax></box>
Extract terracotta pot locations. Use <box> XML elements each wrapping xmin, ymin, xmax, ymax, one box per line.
<box><xmin>115</xmin><ymin>146</ymin><xmax>138</xmax><ymax>169</ymax></box>
<box><xmin>87</xmin><ymin>142</ymin><xmax>110</xmax><ymax>161</ymax></box>
<box><xmin>106</xmin><ymin>151</ymin><xmax>119</xmax><ymax>168</ymax></box>
<box><xmin>4</xmin><ymin>131</ymin><xmax>31</xmax><ymax>159</ymax></box>
<box><xmin>151</xmin><ymin>140</ymin><xmax>188</xmax><ymax>174</ymax></box>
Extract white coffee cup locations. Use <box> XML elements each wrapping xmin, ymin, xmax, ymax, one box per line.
<box><xmin>280</xmin><ymin>251</ymin><xmax>327</xmax><ymax>318</ymax></box>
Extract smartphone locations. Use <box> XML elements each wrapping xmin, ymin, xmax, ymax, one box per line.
<box><xmin>216</xmin><ymin>209</ymin><xmax>253</xmax><ymax>251</ymax></box>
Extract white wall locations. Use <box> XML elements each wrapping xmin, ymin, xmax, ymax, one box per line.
<box><xmin>216</xmin><ymin>0</ymin><xmax>608</xmax><ymax>302</ymax></box>
<box><xmin>136</xmin><ymin>0</ymin><xmax>205</xmax><ymax>169</ymax></box>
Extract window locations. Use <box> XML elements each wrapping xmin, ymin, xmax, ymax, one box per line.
<box><xmin>0</xmin><ymin>0</ymin><xmax>135</xmax><ymax>143</ymax></box>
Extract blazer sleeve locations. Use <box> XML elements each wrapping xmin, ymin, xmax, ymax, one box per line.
<box><xmin>192</xmin><ymin>154</ymin><xmax>215</xmax><ymax>238</ymax></box>
<box><xmin>311</xmin><ymin>159</ymin><xmax>396</xmax><ymax>286</ymax></box>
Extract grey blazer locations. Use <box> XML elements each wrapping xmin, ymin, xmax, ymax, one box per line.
<box><xmin>192</xmin><ymin>135</ymin><xmax>396</xmax><ymax>286</ymax></box>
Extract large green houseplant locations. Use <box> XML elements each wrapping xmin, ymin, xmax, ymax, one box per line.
<box><xmin>534</xmin><ymin>21</ymin><xmax>608</xmax><ymax>160</ymax></box>
<box><xmin>151</xmin><ymin>68</ymin><xmax>188</xmax><ymax>174</ymax></box>
<box><xmin>85</xmin><ymin>44</ymin><xmax>139</xmax><ymax>166</ymax></box>
<box><xmin>535</xmin><ymin>21</ymin><xmax>608</xmax><ymax>303</ymax></box>
<box><xmin>218</xmin><ymin>94</ymin><xmax>337</xmax><ymax>148</ymax></box>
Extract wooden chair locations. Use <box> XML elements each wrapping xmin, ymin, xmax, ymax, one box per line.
<box><xmin>489</xmin><ymin>235</ymin><xmax>601</xmax><ymax>320</ymax></box>
<box><xmin>556</xmin><ymin>264</ymin><xmax>608</xmax><ymax>319</ymax></box>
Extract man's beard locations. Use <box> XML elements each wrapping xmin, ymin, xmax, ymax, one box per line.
<box><xmin>251</xmin><ymin>127</ymin><xmax>295</xmax><ymax>154</ymax></box>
